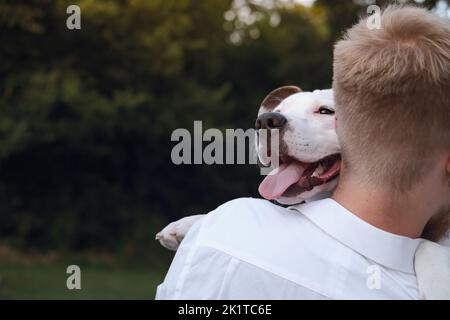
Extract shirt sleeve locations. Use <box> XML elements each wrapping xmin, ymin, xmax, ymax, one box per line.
<box><xmin>155</xmin><ymin>215</ymin><xmax>240</xmax><ymax>300</ymax></box>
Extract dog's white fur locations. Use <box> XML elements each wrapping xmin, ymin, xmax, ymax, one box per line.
<box><xmin>415</xmin><ymin>240</ymin><xmax>450</xmax><ymax>299</ymax></box>
<box><xmin>258</xmin><ymin>89</ymin><xmax>340</xmax><ymax>205</ymax></box>
<box><xmin>155</xmin><ymin>214</ymin><xmax>203</xmax><ymax>251</ymax></box>
<box><xmin>156</xmin><ymin>87</ymin><xmax>450</xmax><ymax>299</ymax></box>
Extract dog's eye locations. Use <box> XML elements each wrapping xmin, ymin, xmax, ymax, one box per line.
<box><xmin>318</xmin><ymin>106</ymin><xmax>335</xmax><ymax>115</ymax></box>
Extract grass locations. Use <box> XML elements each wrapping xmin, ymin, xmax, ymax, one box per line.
<box><xmin>0</xmin><ymin>263</ymin><xmax>165</xmax><ymax>300</ymax></box>
<box><xmin>0</xmin><ymin>246</ymin><xmax>171</xmax><ymax>300</ymax></box>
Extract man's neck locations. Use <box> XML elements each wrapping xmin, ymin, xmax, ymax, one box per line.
<box><xmin>332</xmin><ymin>177</ymin><xmax>430</xmax><ymax>239</ymax></box>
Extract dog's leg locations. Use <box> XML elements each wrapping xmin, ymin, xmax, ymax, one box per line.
<box><xmin>156</xmin><ymin>214</ymin><xmax>205</xmax><ymax>251</ymax></box>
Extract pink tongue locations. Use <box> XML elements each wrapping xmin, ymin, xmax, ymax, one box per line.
<box><xmin>258</xmin><ymin>162</ymin><xmax>306</xmax><ymax>200</ymax></box>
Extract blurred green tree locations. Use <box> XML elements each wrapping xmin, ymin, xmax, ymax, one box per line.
<box><xmin>0</xmin><ymin>0</ymin><xmax>447</xmax><ymax>253</ymax></box>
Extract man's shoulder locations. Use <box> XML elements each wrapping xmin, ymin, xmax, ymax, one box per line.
<box><xmin>208</xmin><ymin>197</ymin><xmax>292</xmax><ymax>225</ymax></box>
<box><xmin>190</xmin><ymin>198</ymin><xmax>345</xmax><ymax>295</ymax></box>
<box><xmin>196</xmin><ymin>197</ymin><xmax>320</xmax><ymax>261</ymax></box>
<box><xmin>200</xmin><ymin>197</ymin><xmax>305</xmax><ymax>240</ymax></box>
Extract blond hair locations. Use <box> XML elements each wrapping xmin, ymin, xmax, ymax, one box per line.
<box><xmin>333</xmin><ymin>5</ymin><xmax>450</xmax><ymax>192</ymax></box>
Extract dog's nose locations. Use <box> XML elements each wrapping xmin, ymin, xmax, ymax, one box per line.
<box><xmin>255</xmin><ymin>112</ymin><xmax>287</xmax><ymax>130</ymax></box>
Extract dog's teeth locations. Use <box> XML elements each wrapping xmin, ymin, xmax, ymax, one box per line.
<box><xmin>312</xmin><ymin>165</ymin><xmax>322</xmax><ymax>177</ymax></box>
<box><xmin>313</xmin><ymin>164</ymin><xmax>325</xmax><ymax>177</ymax></box>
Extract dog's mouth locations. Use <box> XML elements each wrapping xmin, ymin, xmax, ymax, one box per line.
<box><xmin>258</xmin><ymin>154</ymin><xmax>341</xmax><ymax>201</ymax></box>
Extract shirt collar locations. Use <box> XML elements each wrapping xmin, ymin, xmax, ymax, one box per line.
<box><xmin>290</xmin><ymin>198</ymin><xmax>423</xmax><ymax>274</ymax></box>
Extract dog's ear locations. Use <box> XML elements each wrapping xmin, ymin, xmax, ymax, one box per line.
<box><xmin>259</xmin><ymin>86</ymin><xmax>302</xmax><ymax>115</ymax></box>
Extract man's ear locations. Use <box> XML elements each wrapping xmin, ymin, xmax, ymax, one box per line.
<box><xmin>258</xmin><ymin>86</ymin><xmax>302</xmax><ymax>115</ymax></box>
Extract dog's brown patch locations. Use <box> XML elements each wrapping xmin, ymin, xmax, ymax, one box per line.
<box><xmin>260</xmin><ymin>86</ymin><xmax>302</xmax><ymax>114</ymax></box>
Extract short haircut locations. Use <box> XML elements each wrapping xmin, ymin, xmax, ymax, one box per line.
<box><xmin>333</xmin><ymin>5</ymin><xmax>450</xmax><ymax>192</ymax></box>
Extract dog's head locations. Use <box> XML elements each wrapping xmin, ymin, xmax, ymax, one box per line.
<box><xmin>256</xmin><ymin>86</ymin><xmax>341</xmax><ymax>205</ymax></box>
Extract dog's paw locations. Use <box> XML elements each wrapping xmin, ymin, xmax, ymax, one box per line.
<box><xmin>156</xmin><ymin>215</ymin><xmax>205</xmax><ymax>251</ymax></box>
<box><xmin>155</xmin><ymin>221</ymin><xmax>181</xmax><ymax>251</ymax></box>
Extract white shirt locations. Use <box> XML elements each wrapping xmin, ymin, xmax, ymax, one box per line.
<box><xmin>156</xmin><ymin>198</ymin><xmax>423</xmax><ymax>300</ymax></box>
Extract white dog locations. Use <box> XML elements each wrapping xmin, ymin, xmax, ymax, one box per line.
<box><xmin>157</xmin><ymin>86</ymin><xmax>341</xmax><ymax>249</ymax></box>
<box><xmin>157</xmin><ymin>86</ymin><xmax>450</xmax><ymax>299</ymax></box>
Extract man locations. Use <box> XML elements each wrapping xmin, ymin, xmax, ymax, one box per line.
<box><xmin>156</xmin><ymin>6</ymin><xmax>450</xmax><ymax>299</ymax></box>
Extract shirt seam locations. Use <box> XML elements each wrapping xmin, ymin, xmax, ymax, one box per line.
<box><xmin>172</xmin><ymin>215</ymin><xmax>209</xmax><ymax>299</ymax></box>
<box><xmin>216</xmin><ymin>257</ymin><xmax>240</xmax><ymax>298</ymax></box>
<box><xmin>197</xmin><ymin>240</ymin><xmax>333</xmax><ymax>298</ymax></box>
